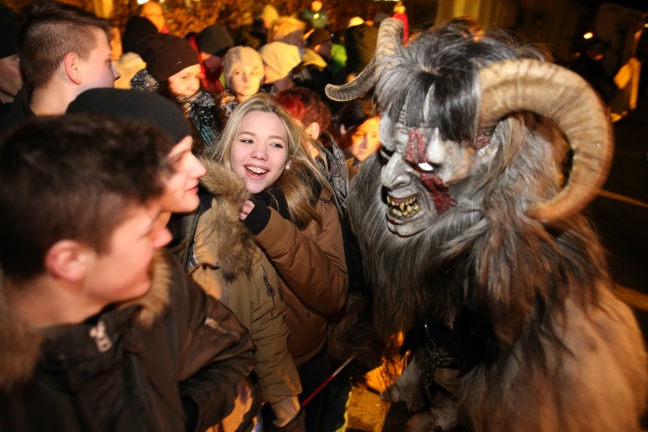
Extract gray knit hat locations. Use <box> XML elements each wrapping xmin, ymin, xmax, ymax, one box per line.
<box><xmin>224</xmin><ymin>46</ymin><xmax>263</xmax><ymax>87</ymax></box>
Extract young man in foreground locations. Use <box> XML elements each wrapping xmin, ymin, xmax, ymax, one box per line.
<box><xmin>0</xmin><ymin>114</ymin><xmax>255</xmax><ymax>431</ymax></box>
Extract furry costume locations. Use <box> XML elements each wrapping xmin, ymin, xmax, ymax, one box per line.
<box><xmin>326</xmin><ymin>19</ymin><xmax>647</xmax><ymax>431</ymax></box>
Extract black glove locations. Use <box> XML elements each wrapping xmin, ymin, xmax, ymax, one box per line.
<box><xmin>243</xmin><ymin>198</ymin><xmax>271</xmax><ymax>235</ymax></box>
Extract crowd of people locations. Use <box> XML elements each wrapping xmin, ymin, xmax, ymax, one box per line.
<box><xmin>0</xmin><ymin>0</ymin><xmax>402</xmax><ymax>431</ymax></box>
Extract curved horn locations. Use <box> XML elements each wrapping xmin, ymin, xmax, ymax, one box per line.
<box><xmin>479</xmin><ymin>59</ymin><xmax>613</xmax><ymax>222</ymax></box>
<box><xmin>325</xmin><ymin>18</ymin><xmax>404</xmax><ymax>102</ymax></box>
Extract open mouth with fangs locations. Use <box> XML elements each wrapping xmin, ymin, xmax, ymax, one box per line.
<box><xmin>386</xmin><ymin>194</ymin><xmax>421</xmax><ymax>219</ymax></box>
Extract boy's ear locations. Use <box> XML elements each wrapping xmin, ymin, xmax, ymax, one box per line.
<box><xmin>44</xmin><ymin>240</ymin><xmax>91</xmax><ymax>282</ymax></box>
<box><xmin>63</xmin><ymin>52</ymin><xmax>82</xmax><ymax>85</ymax></box>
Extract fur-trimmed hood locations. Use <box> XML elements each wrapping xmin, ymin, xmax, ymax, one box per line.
<box><xmin>195</xmin><ymin>160</ymin><xmax>256</xmax><ymax>281</ymax></box>
<box><xmin>0</xmin><ymin>252</ymin><xmax>171</xmax><ymax>391</ymax></box>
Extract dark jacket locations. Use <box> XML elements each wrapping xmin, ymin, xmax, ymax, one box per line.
<box><xmin>0</xmin><ymin>85</ymin><xmax>35</xmax><ymax>137</ymax></box>
<box><xmin>0</xmin><ymin>252</ymin><xmax>256</xmax><ymax>432</ymax></box>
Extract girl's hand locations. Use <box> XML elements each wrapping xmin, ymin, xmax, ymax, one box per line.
<box><xmin>239</xmin><ymin>200</ymin><xmax>256</xmax><ymax>220</ymax></box>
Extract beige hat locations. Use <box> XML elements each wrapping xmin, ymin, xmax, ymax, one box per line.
<box><xmin>257</xmin><ymin>5</ymin><xmax>279</xmax><ymax>24</ymax></box>
<box><xmin>224</xmin><ymin>46</ymin><xmax>264</xmax><ymax>87</ymax></box>
<box><xmin>348</xmin><ymin>16</ymin><xmax>364</xmax><ymax>28</ymax></box>
<box><xmin>259</xmin><ymin>42</ymin><xmax>301</xmax><ymax>78</ymax></box>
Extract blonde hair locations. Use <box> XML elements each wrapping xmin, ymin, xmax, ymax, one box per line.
<box><xmin>215</xmin><ymin>93</ymin><xmax>331</xmax><ymax>227</ymax></box>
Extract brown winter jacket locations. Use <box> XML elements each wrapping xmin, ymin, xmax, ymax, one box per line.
<box><xmin>253</xmin><ymin>188</ymin><xmax>348</xmax><ymax>366</ymax></box>
<box><xmin>188</xmin><ymin>162</ymin><xmax>302</xmax><ymax>427</ymax></box>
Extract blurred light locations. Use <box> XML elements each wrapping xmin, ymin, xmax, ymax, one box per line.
<box><xmin>583</xmin><ymin>32</ymin><xmax>594</xmax><ymax>39</ymax></box>
<box><xmin>644</xmin><ymin>23</ymin><xmax>648</xmax><ymax>28</ymax></box>
<box><xmin>137</xmin><ymin>0</ymin><xmax>147</xmax><ymax>4</ymax></box>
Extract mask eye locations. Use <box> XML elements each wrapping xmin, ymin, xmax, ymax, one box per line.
<box><xmin>418</xmin><ymin>162</ymin><xmax>435</xmax><ymax>172</ymax></box>
<box><xmin>415</xmin><ymin>161</ymin><xmax>439</xmax><ymax>173</ymax></box>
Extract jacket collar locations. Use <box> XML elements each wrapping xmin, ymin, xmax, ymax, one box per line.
<box><xmin>0</xmin><ymin>252</ymin><xmax>171</xmax><ymax>391</ymax></box>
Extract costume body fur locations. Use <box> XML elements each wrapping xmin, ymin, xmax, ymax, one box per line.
<box><xmin>339</xmin><ymin>22</ymin><xmax>648</xmax><ymax>431</ymax></box>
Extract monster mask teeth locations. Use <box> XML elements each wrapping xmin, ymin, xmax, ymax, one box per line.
<box><xmin>387</xmin><ymin>194</ymin><xmax>420</xmax><ymax>219</ymax></box>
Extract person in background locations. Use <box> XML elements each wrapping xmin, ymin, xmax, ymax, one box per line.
<box><xmin>214</xmin><ymin>93</ymin><xmax>348</xmax><ymax>432</ymax></box>
<box><xmin>259</xmin><ymin>42</ymin><xmax>302</xmax><ymax>94</ymax></box>
<box><xmin>192</xmin><ymin>24</ymin><xmax>234</xmax><ymax>94</ymax></box>
<box><xmin>268</xmin><ymin>16</ymin><xmax>307</xmax><ymax>55</ymax></box>
<box><xmin>336</xmin><ymin>97</ymin><xmax>381</xmax><ymax>176</ymax></box>
<box><xmin>218</xmin><ymin>46</ymin><xmax>265</xmax><ymax>123</ymax></box>
<box><xmin>132</xmin><ymin>33</ymin><xmax>222</xmax><ymax>155</ymax></box>
<box><xmin>274</xmin><ymin>86</ymin><xmax>348</xmax><ymax>208</ymax></box>
<box><xmin>301</xmin><ymin>28</ymin><xmax>336</xmax><ymax>101</ymax></box>
<box><xmin>0</xmin><ymin>112</ymin><xmax>255</xmax><ymax>431</ymax></box>
<box><xmin>392</xmin><ymin>1</ymin><xmax>409</xmax><ymax>42</ymax></box>
<box><xmin>113</xmin><ymin>16</ymin><xmax>156</xmax><ymax>90</ymax></box>
<box><xmin>0</xmin><ymin>0</ymin><xmax>120</xmax><ymax>134</ymax></box>
<box><xmin>139</xmin><ymin>1</ymin><xmax>167</xmax><ymax>33</ymax></box>
<box><xmin>0</xmin><ymin>5</ymin><xmax>22</xmax><ymax>107</ymax></box>
<box><xmin>336</xmin><ymin>19</ymin><xmax>377</xmax><ymax>84</ymax></box>
<box><xmin>235</xmin><ymin>4</ymin><xmax>279</xmax><ymax>50</ymax></box>
<box><xmin>300</xmin><ymin>1</ymin><xmax>329</xmax><ymax>30</ymax></box>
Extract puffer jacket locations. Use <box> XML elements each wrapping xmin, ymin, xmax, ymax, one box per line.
<box><xmin>188</xmin><ymin>161</ymin><xmax>302</xmax><ymax>428</ymax></box>
<box><xmin>0</xmin><ymin>252</ymin><xmax>256</xmax><ymax>432</ymax></box>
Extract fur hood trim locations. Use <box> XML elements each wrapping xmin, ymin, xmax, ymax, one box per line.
<box><xmin>198</xmin><ymin>160</ymin><xmax>256</xmax><ymax>280</ymax></box>
<box><xmin>0</xmin><ymin>253</ymin><xmax>171</xmax><ymax>391</ymax></box>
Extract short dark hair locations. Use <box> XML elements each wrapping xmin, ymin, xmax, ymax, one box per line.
<box><xmin>17</xmin><ymin>0</ymin><xmax>111</xmax><ymax>88</ymax></box>
<box><xmin>0</xmin><ymin>113</ymin><xmax>172</xmax><ymax>281</ymax></box>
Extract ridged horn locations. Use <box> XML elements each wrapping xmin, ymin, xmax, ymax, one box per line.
<box><xmin>325</xmin><ymin>17</ymin><xmax>404</xmax><ymax>102</ymax></box>
<box><xmin>478</xmin><ymin>59</ymin><xmax>613</xmax><ymax>222</ymax></box>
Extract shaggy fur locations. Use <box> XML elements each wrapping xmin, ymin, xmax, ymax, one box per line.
<box><xmin>198</xmin><ymin>160</ymin><xmax>256</xmax><ymax>281</ymax></box>
<box><xmin>341</xmin><ymin>23</ymin><xmax>648</xmax><ymax>431</ymax></box>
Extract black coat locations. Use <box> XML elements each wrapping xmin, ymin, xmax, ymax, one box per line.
<box><xmin>0</xmin><ymin>253</ymin><xmax>256</xmax><ymax>432</ymax></box>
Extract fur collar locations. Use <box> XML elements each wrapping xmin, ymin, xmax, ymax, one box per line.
<box><xmin>197</xmin><ymin>160</ymin><xmax>256</xmax><ymax>281</ymax></box>
<box><xmin>0</xmin><ymin>252</ymin><xmax>171</xmax><ymax>391</ymax></box>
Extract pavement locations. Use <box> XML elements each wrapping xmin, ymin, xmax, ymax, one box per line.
<box><xmin>344</xmin><ymin>95</ymin><xmax>648</xmax><ymax>431</ymax></box>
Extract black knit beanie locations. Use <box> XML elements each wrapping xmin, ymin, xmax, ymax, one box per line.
<box><xmin>122</xmin><ymin>16</ymin><xmax>158</xmax><ymax>55</ymax></box>
<box><xmin>67</xmin><ymin>88</ymin><xmax>192</xmax><ymax>144</ymax></box>
<box><xmin>195</xmin><ymin>24</ymin><xmax>233</xmax><ymax>57</ymax></box>
<box><xmin>138</xmin><ymin>33</ymin><xmax>199</xmax><ymax>83</ymax></box>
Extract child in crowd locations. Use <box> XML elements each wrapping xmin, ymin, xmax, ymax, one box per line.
<box><xmin>336</xmin><ymin>97</ymin><xmax>381</xmax><ymax>175</ymax></box>
<box><xmin>131</xmin><ymin>33</ymin><xmax>221</xmax><ymax>155</ymax></box>
<box><xmin>215</xmin><ymin>93</ymin><xmax>348</xmax><ymax>432</ymax></box>
<box><xmin>0</xmin><ymin>112</ymin><xmax>255</xmax><ymax>431</ymax></box>
<box><xmin>218</xmin><ymin>46</ymin><xmax>265</xmax><ymax>123</ymax></box>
